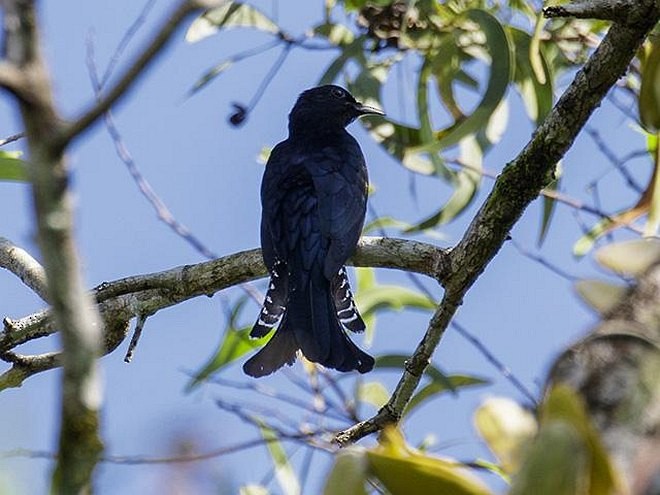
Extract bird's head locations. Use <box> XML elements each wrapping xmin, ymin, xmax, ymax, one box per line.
<box><xmin>288</xmin><ymin>85</ymin><xmax>383</xmax><ymax>135</ymax></box>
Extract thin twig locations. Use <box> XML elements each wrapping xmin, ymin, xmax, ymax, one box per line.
<box><xmin>62</xmin><ymin>0</ymin><xmax>220</xmax><ymax>145</ymax></box>
<box><xmin>0</xmin><ymin>132</ymin><xmax>25</xmax><ymax>147</ymax></box>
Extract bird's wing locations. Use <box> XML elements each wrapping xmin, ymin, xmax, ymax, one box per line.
<box><xmin>309</xmin><ymin>141</ymin><xmax>368</xmax><ymax>281</ymax></box>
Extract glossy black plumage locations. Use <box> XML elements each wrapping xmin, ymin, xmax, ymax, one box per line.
<box><xmin>244</xmin><ymin>85</ymin><xmax>381</xmax><ymax>378</ymax></box>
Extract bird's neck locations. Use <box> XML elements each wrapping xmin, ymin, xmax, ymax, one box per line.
<box><xmin>288</xmin><ymin>121</ymin><xmax>346</xmax><ymax>143</ymax></box>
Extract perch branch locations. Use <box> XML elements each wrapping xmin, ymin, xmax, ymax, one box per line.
<box><xmin>0</xmin><ymin>237</ymin><xmax>450</xmax><ymax>388</ymax></box>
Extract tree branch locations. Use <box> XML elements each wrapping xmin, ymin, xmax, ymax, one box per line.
<box><xmin>0</xmin><ymin>237</ymin><xmax>450</xmax><ymax>389</ymax></box>
<box><xmin>335</xmin><ymin>0</ymin><xmax>660</xmax><ymax>446</ymax></box>
<box><xmin>0</xmin><ymin>237</ymin><xmax>49</xmax><ymax>302</ymax></box>
<box><xmin>2</xmin><ymin>0</ymin><xmax>104</xmax><ymax>490</ymax></box>
<box><xmin>60</xmin><ymin>0</ymin><xmax>221</xmax><ymax>146</ymax></box>
<box><xmin>543</xmin><ymin>0</ymin><xmax>644</xmax><ymax>24</ymax></box>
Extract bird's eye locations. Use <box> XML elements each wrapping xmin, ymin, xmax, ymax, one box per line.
<box><xmin>331</xmin><ymin>88</ymin><xmax>346</xmax><ymax>99</ymax></box>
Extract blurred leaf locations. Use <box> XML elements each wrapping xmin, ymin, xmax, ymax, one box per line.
<box><xmin>313</xmin><ymin>22</ymin><xmax>355</xmax><ymax>45</ymax></box>
<box><xmin>362</xmin><ymin>216</ymin><xmax>415</xmax><ymax>234</ymax></box>
<box><xmin>418</xmin><ymin>9</ymin><xmax>512</xmax><ymax>154</ymax></box>
<box><xmin>0</xmin><ymin>151</ymin><xmax>28</xmax><ymax>182</ymax></box>
<box><xmin>529</xmin><ymin>13</ymin><xmax>547</xmax><ymax>86</ymax></box>
<box><xmin>367</xmin><ymin>427</ymin><xmax>493</xmax><ymax>495</ymax></box>
<box><xmin>474</xmin><ymin>397</ymin><xmax>537</xmax><ymax>475</ymax></box>
<box><xmin>640</xmin><ymin>39</ymin><xmax>660</xmax><ymax>131</ymax></box>
<box><xmin>357</xmin><ymin>284</ymin><xmax>436</xmax><ymax>316</ymax></box>
<box><xmin>240</xmin><ymin>486</ymin><xmax>270</xmax><ymax>495</ymax></box>
<box><xmin>409</xmin><ymin>135</ymin><xmax>482</xmax><ymax>230</ymax></box>
<box><xmin>594</xmin><ymin>238</ymin><xmax>660</xmax><ymax>276</ymax></box>
<box><xmin>188</xmin><ymin>60</ymin><xmax>233</xmax><ymax>95</ymax></box>
<box><xmin>573</xmin><ymin>154</ymin><xmax>659</xmax><ymax>257</ymax></box>
<box><xmin>186</xmin><ymin>2</ymin><xmax>279</xmax><ymax>43</ymax></box>
<box><xmin>258</xmin><ymin>421</ymin><xmax>301</xmax><ymax>495</ymax></box>
<box><xmin>574</xmin><ymin>279</ymin><xmax>627</xmax><ymax>314</ymax></box>
<box><xmin>508</xmin><ymin>27</ymin><xmax>553</xmax><ymax>125</ymax></box>
<box><xmin>645</xmin><ymin>131</ymin><xmax>660</xmax><ymax>235</ymax></box>
<box><xmin>186</xmin><ymin>298</ymin><xmax>267</xmax><ymax>390</ymax></box>
<box><xmin>539</xmin><ymin>161</ymin><xmax>562</xmax><ymax>245</ymax></box>
<box><xmin>357</xmin><ymin>381</ymin><xmax>389</xmax><ymax>409</ymax></box>
<box><xmin>375</xmin><ymin>354</ymin><xmax>446</xmax><ymax>382</ymax></box>
<box><xmin>509</xmin><ymin>421</ymin><xmax>587</xmax><ymax>495</ymax></box>
<box><xmin>324</xmin><ymin>449</ymin><xmax>368</xmax><ymax>495</ymax></box>
<box><xmin>355</xmin><ymin>267</ymin><xmax>377</xmax><ymax>345</ymax></box>
<box><xmin>510</xmin><ymin>385</ymin><xmax>621</xmax><ymax>495</ymax></box>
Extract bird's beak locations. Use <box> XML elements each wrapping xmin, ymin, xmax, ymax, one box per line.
<box><xmin>353</xmin><ymin>102</ymin><xmax>385</xmax><ymax>117</ymax></box>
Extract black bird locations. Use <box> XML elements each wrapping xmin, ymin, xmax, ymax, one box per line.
<box><xmin>243</xmin><ymin>85</ymin><xmax>383</xmax><ymax>378</ymax></box>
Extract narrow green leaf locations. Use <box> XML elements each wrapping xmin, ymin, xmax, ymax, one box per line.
<box><xmin>186</xmin><ymin>2</ymin><xmax>279</xmax><ymax>43</ymax></box>
<box><xmin>417</xmin><ymin>9</ymin><xmax>513</xmax><ymax>154</ymax></box>
<box><xmin>324</xmin><ymin>449</ymin><xmax>368</xmax><ymax>495</ymax></box>
<box><xmin>539</xmin><ymin>162</ymin><xmax>562</xmax><ymax>245</ymax></box>
<box><xmin>186</xmin><ymin>297</ymin><xmax>266</xmax><ymax>390</ymax></box>
<box><xmin>188</xmin><ymin>60</ymin><xmax>233</xmax><ymax>96</ymax></box>
<box><xmin>357</xmin><ymin>285</ymin><xmax>436</xmax><ymax>316</ymax></box>
<box><xmin>0</xmin><ymin>151</ymin><xmax>28</xmax><ymax>182</ymax></box>
<box><xmin>572</xmin><ymin>217</ymin><xmax>614</xmax><ymax>258</ymax></box>
<box><xmin>640</xmin><ymin>39</ymin><xmax>660</xmax><ymax>131</ymax></box>
<box><xmin>186</xmin><ymin>326</ymin><xmax>267</xmax><ymax>390</ymax></box>
<box><xmin>508</xmin><ymin>27</ymin><xmax>553</xmax><ymax>125</ymax></box>
<box><xmin>409</xmin><ymin>136</ymin><xmax>482</xmax><ymax>230</ymax></box>
<box><xmin>357</xmin><ymin>381</ymin><xmax>389</xmax><ymax>409</ymax></box>
<box><xmin>258</xmin><ymin>422</ymin><xmax>301</xmax><ymax>495</ymax></box>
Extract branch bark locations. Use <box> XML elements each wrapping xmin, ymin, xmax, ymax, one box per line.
<box><xmin>335</xmin><ymin>0</ymin><xmax>660</xmax><ymax>446</ymax></box>
<box><xmin>0</xmin><ymin>0</ymin><xmax>221</xmax><ymax>491</ymax></box>
<box><xmin>0</xmin><ymin>237</ymin><xmax>450</xmax><ymax>388</ymax></box>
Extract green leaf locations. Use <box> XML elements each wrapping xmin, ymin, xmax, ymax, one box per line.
<box><xmin>324</xmin><ymin>449</ymin><xmax>368</xmax><ymax>495</ymax></box>
<box><xmin>640</xmin><ymin>39</ymin><xmax>660</xmax><ymax>131</ymax></box>
<box><xmin>539</xmin><ymin>162</ymin><xmax>562</xmax><ymax>245</ymax></box>
<box><xmin>511</xmin><ymin>385</ymin><xmax>622</xmax><ymax>495</ymax></box>
<box><xmin>508</xmin><ymin>27</ymin><xmax>553</xmax><ymax>125</ymax></box>
<box><xmin>595</xmin><ymin>238</ymin><xmax>660</xmax><ymax>276</ymax></box>
<box><xmin>474</xmin><ymin>397</ymin><xmax>537</xmax><ymax>475</ymax></box>
<box><xmin>186</xmin><ymin>2</ymin><xmax>279</xmax><ymax>43</ymax></box>
<box><xmin>574</xmin><ymin>279</ymin><xmax>628</xmax><ymax>314</ymax></box>
<box><xmin>240</xmin><ymin>486</ymin><xmax>270</xmax><ymax>495</ymax></box>
<box><xmin>313</xmin><ymin>22</ymin><xmax>355</xmax><ymax>46</ymax></box>
<box><xmin>367</xmin><ymin>428</ymin><xmax>493</xmax><ymax>495</ymax></box>
<box><xmin>186</xmin><ymin>298</ymin><xmax>267</xmax><ymax>390</ymax></box>
<box><xmin>357</xmin><ymin>381</ymin><xmax>389</xmax><ymax>409</ymax></box>
<box><xmin>0</xmin><ymin>151</ymin><xmax>28</xmax><ymax>182</ymax></box>
<box><xmin>357</xmin><ymin>285</ymin><xmax>436</xmax><ymax>316</ymax></box>
<box><xmin>258</xmin><ymin>422</ymin><xmax>301</xmax><ymax>495</ymax></box>
<box><xmin>188</xmin><ymin>60</ymin><xmax>233</xmax><ymax>96</ymax></box>
<box><xmin>409</xmin><ymin>135</ymin><xmax>482</xmax><ymax>230</ymax></box>
<box><xmin>417</xmin><ymin>9</ymin><xmax>513</xmax><ymax>154</ymax></box>
<box><xmin>573</xmin><ymin>217</ymin><xmax>614</xmax><ymax>258</ymax></box>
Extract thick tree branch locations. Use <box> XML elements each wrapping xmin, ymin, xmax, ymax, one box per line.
<box><xmin>0</xmin><ymin>237</ymin><xmax>450</xmax><ymax>388</ymax></box>
<box><xmin>60</xmin><ymin>0</ymin><xmax>220</xmax><ymax>146</ymax></box>
<box><xmin>335</xmin><ymin>0</ymin><xmax>660</xmax><ymax>446</ymax></box>
<box><xmin>2</xmin><ymin>0</ymin><xmax>103</xmax><ymax>491</ymax></box>
<box><xmin>543</xmin><ymin>0</ymin><xmax>646</xmax><ymax>24</ymax></box>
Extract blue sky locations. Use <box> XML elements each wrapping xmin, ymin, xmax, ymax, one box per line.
<box><xmin>0</xmin><ymin>1</ymin><xmax>650</xmax><ymax>493</ymax></box>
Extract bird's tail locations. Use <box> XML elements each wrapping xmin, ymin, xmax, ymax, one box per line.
<box><xmin>244</xmin><ymin>267</ymin><xmax>373</xmax><ymax>377</ymax></box>
<box><xmin>289</xmin><ymin>268</ymin><xmax>373</xmax><ymax>373</ymax></box>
